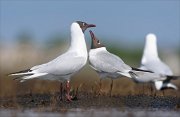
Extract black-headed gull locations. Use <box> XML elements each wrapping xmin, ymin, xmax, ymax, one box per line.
<box><xmin>9</xmin><ymin>21</ymin><xmax>96</xmax><ymax>101</ymax></box>
<box><xmin>88</xmin><ymin>30</ymin><xmax>151</xmax><ymax>96</ymax></box>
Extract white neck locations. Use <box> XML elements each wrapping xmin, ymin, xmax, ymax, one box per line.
<box><xmin>68</xmin><ymin>22</ymin><xmax>87</xmax><ymax>56</ymax></box>
<box><xmin>141</xmin><ymin>34</ymin><xmax>159</xmax><ymax>64</ymax></box>
<box><xmin>90</xmin><ymin>47</ymin><xmax>107</xmax><ymax>52</ymax></box>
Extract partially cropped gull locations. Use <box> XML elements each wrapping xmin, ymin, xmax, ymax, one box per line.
<box><xmin>136</xmin><ymin>33</ymin><xmax>180</xmax><ymax>91</ymax></box>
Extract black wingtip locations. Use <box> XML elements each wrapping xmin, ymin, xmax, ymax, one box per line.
<box><xmin>166</xmin><ymin>75</ymin><xmax>180</xmax><ymax>80</ymax></box>
<box><xmin>129</xmin><ymin>71</ymin><xmax>138</xmax><ymax>78</ymax></box>
<box><xmin>8</xmin><ymin>69</ymin><xmax>32</xmax><ymax>76</ymax></box>
<box><xmin>131</xmin><ymin>67</ymin><xmax>153</xmax><ymax>73</ymax></box>
<box><xmin>160</xmin><ymin>87</ymin><xmax>177</xmax><ymax>91</ymax></box>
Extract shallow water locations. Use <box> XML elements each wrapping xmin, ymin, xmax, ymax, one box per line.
<box><xmin>0</xmin><ymin>108</ymin><xmax>180</xmax><ymax>117</ymax></box>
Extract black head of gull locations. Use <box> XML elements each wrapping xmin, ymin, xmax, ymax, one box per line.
<box><xmin>76</xmin><ymin>21</ymin><xmax>96</xmax><ymax>33</ymax></box>
<box><xmin>89</xmin><ymin>30</ymin><xmax>105</xmax><ymax>49</ymax></box>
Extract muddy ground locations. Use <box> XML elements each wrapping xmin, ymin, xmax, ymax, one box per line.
<box><xmin>1</xmin><ymin>68</ymin><xmax>180</xmax><ymax>116</ymax></box>
<box><xmin>1</xmin><ymin>92</ymin><xmax>180</xmax><ymax>111</ymax></box>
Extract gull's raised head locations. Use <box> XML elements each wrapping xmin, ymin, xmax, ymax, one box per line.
<box><xmin>89</xmin><ymin>30</ymin><xmax>104</xmax><ymax>49</ymax></box>
<box><xmin>146</xmin><ymin>33</ymin><xmax>157</xmax><ymax>42</ymax></box>
<box><xmin>141</xmin><ymin>33</ymin><xmax>159</xmax><ymax>63</ymax></box>
<box><xmin>76</xmin><ymin>21</ymin><xmax>96</xmax><ymax>33</ymax></box>
<box><xmin>145</xmin><ymin>33</ymin><xmax>157</xmax><ymax>49</ymax></box>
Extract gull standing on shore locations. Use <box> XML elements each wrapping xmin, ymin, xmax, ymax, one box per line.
<box><xmin>138</xmin><ymin>33</ymin><xmax>179</xmax><ymax>91</ymax></box>
<box><xmin>8</xmin><ymin>21</ymin><xmax>96</xmax><ymax>101</ymax></box>
<box><xmin>88</xmin><ymin>30</ymin><xmax>151</xmax><ymax>96</ymax></box>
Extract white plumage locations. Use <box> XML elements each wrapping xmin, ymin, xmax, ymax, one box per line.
<box><xmin>9</xmin><ymin>22</ymin><xmax>88</xmax><ymax>82</ymax></box>
<box><xmin>89</xmin><ymin>47</ymin><xmax>133</xmax><ymax>79</ymax></box>
<box><xmin>138</xmin><ymin>33</ymin><xmax>178</xmax><ymax>90</ymax></box>
<box><xmin>8</xmin><ymin>21</ymin><xmax>96</xmax><ymax>101</ymax></box>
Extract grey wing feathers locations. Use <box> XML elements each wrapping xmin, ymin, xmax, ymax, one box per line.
<box><xmin>91</xmin><ymin>51</ymin><xmax>131</xmax><ymax>73</ymax></box>
<box><xmin>32</xmin><ymin>53</ymin><xmax>85</xmax><ymax>75</ymax></box>
<box><xmin>143</xmin><ymin>60</ymin><xmax>173</xmax><ymax>75</ymax></box>
<box><xmin>10</xmin><ymin>52</ymin><xmax>85</xmax><ymax>77</ymax></box>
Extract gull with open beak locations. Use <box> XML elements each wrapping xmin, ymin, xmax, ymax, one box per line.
<box><xmin>8</xmin><ymin>21</ymin><xmax>96</xmax><ymax>101</ymax></box>
<box><xmin>88</xmin><ymin>30</ymin><xmax>152</xmax><ymax>96</ymax></box>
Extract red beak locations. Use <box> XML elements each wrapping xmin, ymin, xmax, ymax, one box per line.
<box><xmin>87</xmin><ymin>24</ymin><xmax>96</xmax><ymax>28</ymax></box>
<box><xmin>89</xmin><ymin>30</ymin><xmax>95</xmax><ymax>40</ymax></box>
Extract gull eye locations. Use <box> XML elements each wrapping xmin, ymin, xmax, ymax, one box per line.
<box><xmin>82</xmin><ymin>22</ymin><xmax>86</xmax><ymax>26</ymax></box>
<box><xmin>97</xmin><ymin>40</ymin><xmax>100</xmax><ymax>44</ymax></box>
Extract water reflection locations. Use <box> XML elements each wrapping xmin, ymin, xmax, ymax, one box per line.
<box><xmin>0</xmin><ymin>108</ymin><xmax>180</xmax><ymax>117</ymax></box>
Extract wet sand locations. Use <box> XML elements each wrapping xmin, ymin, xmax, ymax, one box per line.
<box><xmin>1</xmin><ymin>93</ymin><xmax>180</xmax><ymax>110</ymax></box>
<box><xmin>1</xmin><ymin>92</ymin><xmax>180</xmax><ymax>117</ymax></box>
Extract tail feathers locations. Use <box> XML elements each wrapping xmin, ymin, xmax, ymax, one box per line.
<box><xmin>13</xmin><ymin>73</ymin><xmax>48</xmax><ymax>82</ymax></box>
<box><xmin>160</xmin><ymin>83</ymin><xmax>178</xmax><ymax>90</ymax></box>
<box><xmin>117</xmin><ymin>71</ymin><xmax>132</xmax><ymax>78</ymax></box>
<box><xmin>155</xmin><ymin>81</ymin><xmax>178</xmax><ymax>90</ymax></box>
<box><xmin>21</xmin><ymin>73</ymin><xmax>47</xmax><ymax>80</ymax></box>
<box><xmin>160</xmin><ymin>84</ymin><xmax>178</xmax><ymax>91</ymax></box>
<box><xmin>8</xmin><ymin>69</ymin><xmax>33</xmax><ymax>76</ymax></box>
<box><xmin>131</xmin><ymin>67</ymin><xmax>153</xmax><ymax>73</ymax></box>
<box><xmin>166</xmin><ymin>75</ymin><xmax>180</xmax><ymax>80</ymax></box>
<box><xmin>8</xmin><ymin>69</ymin><xmax>48</xmax><ymax>82</ymax></box>
<box><xmin>128</xmin><ymin>71</ymin><xmax>138</xmax><ymax>79</ymax></box>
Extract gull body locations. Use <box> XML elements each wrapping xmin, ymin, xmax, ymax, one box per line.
<box><xmin>89</xmin><ymin>47</ymin><xmax>133</xmax><ymax>79</ymax></box>
<box><xmin>137</xmin><ymin>33</ymin><xmax>179</xmax><ymax>90</ymax></box>
<box><xmin>9</xmin><ymin>21</ymin><xmax>96</xmax><ymax>100</ymax></box>
<box><xmin>88</xmin><ymin>31</ymin><xmax>151</xmax><ymax>95</ymax></box>
<box><xmin>89</xmin><ymin>31</ymin><xmax>135</xmax><ymax>80</ymax></box>
<box><xmin>141</xmin><ymin>33</ymin><xmax>173</xmax><ymax>75</ymax></box>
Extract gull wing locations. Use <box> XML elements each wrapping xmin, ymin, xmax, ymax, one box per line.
<box><xmin>89</xmin><ymin>51</ymin><xmax>131</xmax><ymax>73</ymax></box>
<box><xmin>142</xmin><ymin>59</ymin><xmax>173</xmax><ymax>75</ymax></box>
<box><xmin>32</xmin><ymin>52</ymin><xmax>86</xmax><ymax>76</ymax></box>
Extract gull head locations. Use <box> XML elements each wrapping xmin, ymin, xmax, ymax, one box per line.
<box><xmin>146</xmin><ymin>33</ymin><xmax>157</xmax><ymax>44</ymax></box>
<box><xmin>76</xmin><ymin>21</ymin><xmax>96</xmax><ymax>33</ymax></box>
<box><xmin>141</xmin><ymin>33</ymin><xmax>159</xmax><ymax>63</ymax></box>
<box><xmin>89</xmin><ymin>30</ymin><xmax>104</xmax><ymax>49</ymax></box>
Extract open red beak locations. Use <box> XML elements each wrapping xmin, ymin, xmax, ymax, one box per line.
<box><xmin>89</xmin><ymin>30</ymin><xmax>95</xmax><ymax>40</ymax></box>
<box><xmin>87</xmin><ymin>24</ymin><xmax>96</xmax><ymax>28</ymax></box>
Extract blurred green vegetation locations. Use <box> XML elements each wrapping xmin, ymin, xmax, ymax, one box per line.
<box><xmin>42</xmin><ymin>37</ymin><xmax>143</xmax><ymax>67</ymax></box>
<box><xmin>16</xmin><ymin>31</ymin><xmax>34</xmax><ymax>44</ymax></box>
<box><xmin>45</xmin><ymin>34</ymin><xmax>67</xmax><ymax>49</ymax></box>
<box><xmin>1</xmin><ymin>33</ymin><xmax>180</xmax><ymax>98</ymax></box>
<box><xmin>10</xmin><ymin>31</ymin><xmax>180</xmax><ymax>70</ymax></box>
<box><xmin>107</xmin><ymin>46</ymin><xmax>142</xmax><ymax>67</ymax></box>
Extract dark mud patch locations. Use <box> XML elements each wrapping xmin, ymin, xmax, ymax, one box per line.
<box><xmin>0</xmin><ymin>93</ymin><xmax>180</xmax><ymax>111</ymax></box>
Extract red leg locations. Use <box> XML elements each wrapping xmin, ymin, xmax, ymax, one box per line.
<box><xmin>98</xmin><ymin>79</ymin><xmax>102</xmax><ymax>95</ymax></box>
<box><xmin>66</xmin><ymin>80</ymin><xmax>72</xmax><ymax>101</ymax></box>
<box><xmin>59</xmin><ymin>82</ymin><xmax>63</xmax><ymax>101</ymax></box>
